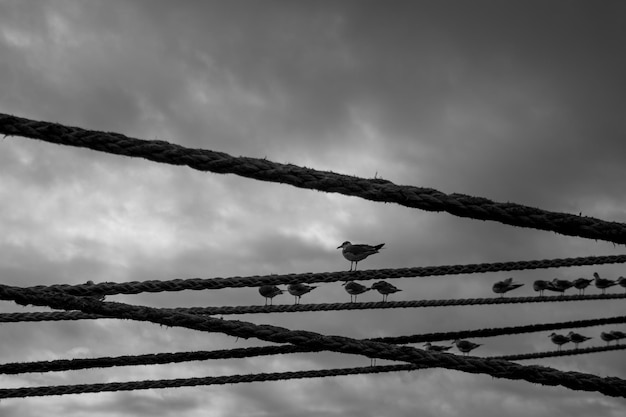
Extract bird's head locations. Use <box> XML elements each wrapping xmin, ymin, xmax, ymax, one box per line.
<box><xmin>337</xmin><ymin>241</ymin><xmax>351</xmax><ymax>249</ymax></box>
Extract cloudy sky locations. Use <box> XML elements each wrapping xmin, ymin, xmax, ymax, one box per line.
<box><xmin>1</xmin><ymin>0</ymin><xmax>626</xmax><ymax>415</ymax></box>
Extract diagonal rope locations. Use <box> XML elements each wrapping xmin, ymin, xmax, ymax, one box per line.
<box><xmin>20</xmin><ymin>253</ymin><xmax>626</xmax><ymax>297</ymax></box>
<box><xmin>2</xmin><ymin>113</ymin><xmax>626</xmax><ymax>244</ymax></box>
<box><xmin>1</xmin><ymin>285</ymin><xmax>625</xmax><ymax>397</ymax></box>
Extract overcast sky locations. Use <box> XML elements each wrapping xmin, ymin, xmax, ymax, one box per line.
<box><xmin>1</xmin><ymin>1</ymin><xmax>626</xmax><ymax>416</ymax></box>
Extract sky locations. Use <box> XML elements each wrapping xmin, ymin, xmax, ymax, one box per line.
<box><xmin>1</xmin><ymin>0</ymin><xmax>626</xmax><ymax>415</ymax></box>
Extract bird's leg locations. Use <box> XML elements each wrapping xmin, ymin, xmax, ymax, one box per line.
<box><xmin>265</xmin><ymin>298</ymin><xmax>268</xmax><ymax>306</ymax></box>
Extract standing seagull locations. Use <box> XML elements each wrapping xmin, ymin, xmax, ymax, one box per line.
<box><xmin>492</xmin><ymin>277</ymin><xmax>524</xmax><ymax>297</ymax></box>
<box><xmin>567</xmin><ymin>331</ymin><xmax>592</xmax><ymax>349</ymax></box>
<box><xmin>610</xmin><ymin>330</ymin><xmax>626</xmax><ymax>345</ymax></box>
<box><xmin>617</xmin><ymin>276</ymin><xmax>626</xmax><ymax>292</ymax></box>
<box><xmin>452</xmin><ymin>339</ymin><xmax>482</xmax><ymax>356</ymax></box>
<box><xmin>337</xmin><ymin>241</ymin><xmax>384</xmax><ymax>272</ymax></box>
<box><xmin>371</xmin><ymin>281</ymin><xmax>402</xmax><ymax>302</ymax></box>
<box><xmin>546</xmin><ymin>278</ymin><xmax>574</xmax><ymax>296</ymax></box>
<box><xmin>533</xmin><ymin>280</ymin><xmax>551</xmax><ymax>296</ymax></box>
<box><xmin>572</xmin><ymin>277</ymin><xmax>594</xmax><ymax>295</ymax></box>
<box><xmin>342</xmin><ymin>281</ymin><xmax>370</xmax><ymax>303</ymax></box>
<box><xmin>601</xmin><ymin>331</ymin><xmax>617</xmax><ymax>346</ymax></box>
<box><xmin>287</xmin><ymin>283</ymin><xmax>317</xmax><ymax>305</ymax></box>
<box><xmin>423</xmin><ymin>342</ymin><xmax>452</xmax><ymax>352</ymax></box>
<box><xmin>258</xmin><ymin>285</ymin><xmax>283</xmax><ymax>306</ymax></box>
<box><xmin>593</xmin><ymin>272</ymin><xmax>618</xmax><ymax>294</ymax></box>
<box><xmin>548</xmin><ymin>332</ymin><xmax>570</xmax><ymax>351</ymax></box>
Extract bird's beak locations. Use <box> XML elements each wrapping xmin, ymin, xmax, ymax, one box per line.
<box><xmin>337</xmin><ymin>245</ymin><xmax>342</xmax><ymax>249</ymax></box>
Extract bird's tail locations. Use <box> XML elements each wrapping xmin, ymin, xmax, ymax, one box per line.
<box><xmin>374</xmin><ymin>243</ymin><xmax>385</xmax><ymax>251</ymax></box>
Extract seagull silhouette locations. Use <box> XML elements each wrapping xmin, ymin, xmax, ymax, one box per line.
<box><xmin>548</xmin><ymin>332</ymin><xmax>570</xmax><ymax>351</ymax></box>
<box><xmin>594</xmin><ymin>272</ymin><xmax>618</xmax><ymax>294</ymax></box>
<box><xmin>342</xmin><ymin>281</ymin><xmax>370</xmax><ymax>302</ymax></box>
<box><xmin>337</xmin><ymin>241</ymin><xmax>384</xmax><ymax>271</ymax></box>
<box><xmin>287</xmin><ymin>283</ymin><xmax>317</xmax><ymax>305</ymax></box>
<box><xmin>492</xmin><ymin>277</ymin><xmax>524</xmax><ymax>297</ymax></box>
<box><xmin>567</xmin><ymin>331</ymin><xmax>592</xmax><ymax>349</ymax></box>
<box><xmin>371</xmin><ymin>281</ymin><xmax>402</xmax><ymax>302</ymax></box>
<box><xmin>258</xmin><ymin>285</ymin><xmax>283</xmax><ymax>306</ymax></box>
<box><xmin>452</xmin><ymin>339</ymin><xmax>482</xmax><ymax>356</ymax></box>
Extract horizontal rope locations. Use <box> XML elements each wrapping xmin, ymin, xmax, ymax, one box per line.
<box><xmin>494</xmin><ymin>344</ymin><xmax>626</xmax><ymax>361</ymax></box>
<box><xmin>20</xmin><ymin>253</ymin><xmax>626</xmax><ymax>297</ymax></box>
<box><xmin>3</xmin><ymin>345</ymin><xmax>625</xmax><ymax>398</ymax></box>
<box><xmin>3</xmin><ymin>113</ymin><xmax>626</xmax><ymax>243</ymax></box>
<box><xmin>2</xmin><ymin>285</ymin><xmax>625</xmax><ymax>397</ymax></box>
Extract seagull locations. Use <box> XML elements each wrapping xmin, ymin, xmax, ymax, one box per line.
<box><xmin>572</xmin><ymin>277</ymin><xmax>594</xmax><ymax>295</ymax></box>
<box><xmin>337</xmin><ymin>241</ymin><xmax>384</xmax><ymax>271</ymax></box>
<box><xmin>452</xmin><ymin>339</ymin><xmax>482</xmax><ymax>356</ymax></box>
<box><xmin>616</xmin><ymin>276</ymin><xmax>626</xmax><ymax>293</ymax></box>
<box><xmin>533</xmin><ymin>280</ymin><xmax>551</xmax><ymax>296</ymax></box>
<box><xmin>610</xmin><ymin>330</ymin><xmax>626</xmax><ymax>345</ymax></box>
<box><xmin>600</xmin><ymin>331</ymin><xmax>617</xmax><ymax>346</ymax></box>
<box><xmin>342</xmin><ymin>281</ymin><xmax>370</xmax><ymax>303</ymax></box>
<box><xmin>546</xmin><ymin>278</ymin><xmax>574</xmax><ymax>296</ymax></box>
<box><xmin>567</xmin><ymin>331</ymin><xmax>592</xmax><ymax>349</ymax></box>
<box><xmin>371</xmin><ymin>281</ymin><xmax>402</xmax><ymax>302</ymax></box>
<box><xmin>548</xmin><ymin>332</ymin><xmax>570</xmax><ymax>351</ymax></box>
<box><xmin>423</xmin><ymin>342</ymin><xmax>452</xmax><ymax>353</ymax></box>
<box><xmin>287</xmin><ymin>283</ymin><xmax>317</xmax><ymax>305</ymax></box>
<box><xmin>593</xmin><ymin>272</ymin><xmax>618</xmax><ymax>294</ymax></box>
<box><xmin>258</xmin><ymin>285</ymin><xmax>283</xmax><ymax>306</ymax></box>
<box><xmin>492</xmin><ymin>277</ymin><xmax>524</xmax><ymax>297</ymax></box>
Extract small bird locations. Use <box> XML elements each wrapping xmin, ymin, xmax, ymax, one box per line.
<box><xmin>567</xmin><ymin>331</ymin><xmax>592</xmax><ymax>349</ymax></box>
<box><xmin>371</xmin><ymin>281</ymin><xmax>402</xmax><ymax>302</ymax></box>
<box><xmin>258</xmin><ymin>285</ymin><xmax>283</xmax><ymax>306</ymax></box>
<box><xmin>342</xmin><ymin>281</ymin><xmax>370</xmax><ymax>302</ymax></box>
<box><xmin>548</xmin><ymin>332</ymin><xmax>570</xmax><ymax>351</ymax></box>
<box><xmin>546</xmin><ymin>278</ymin><xmax>574</xmax><ymax>296</ymax></box>
<box><xmin>572</xmin><ymin>277</ymin><xmax>594</xmax><ymax>295</ymax></box>
<box><xmin>616</xmin><ymin>276</ymin><xmax>626</xmax><ymax>292</ymax></box>
<box><xmin>533</xmin><ymin>280</ymin><xmax>551</xmax><ymax>296</ymax></box>
<box><xmin>593</xmin><ymin>272</ymin><xmax>618</xmax><ymax>294</ymax></box>
<box><xmin>600</xmin><ymin>331</ymin><xmax>617</xmax><ymax>346</ymax></box>
<box><xmin>337</xmin><ymin>241</ymin><xmax>385</xmax><ymax>271</ymax></box>
<box><xmin>610</xmin><ymin>330</ymin><xmax>626</xmax><ymax>345</ymax></box>
<box><xmin>423</xmin><ymin>342</ymin><xmax>452</xmax><ymax>353</ymax></box>
<box><xmin>452</xmin><ymin>339</ymin><xmax>482</xmax><ymax>356</ymax></box>
<box><xmin>492</xmin><ymin>277</ymin><xmax>524</xmax><ymax>297</ymax></box>
<box><xmin>287</xmin><ymin>283</ymin><xmax>317</xmax><ymax>305</ymax></box>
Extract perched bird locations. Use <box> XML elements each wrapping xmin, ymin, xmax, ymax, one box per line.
<box><xmin>492</xmin><ymin>277</ymin><xmax>524</xmax><ymax>297</ymax></box>
<box><xmin>548</xmin><ymin>332</ymin><xmax>570</xmax><ymax>351</ymax></box>
<box><xmin>423</xmin><ymin>342</ymin><xmax>452</xmax><ymax>353</ymax></box>
<box><xmin>337</xmin><ymin>241</ymin><xmax>385</xmax><ymax>271</ymax></box>
<box><xmin>546</xmin><ymin>278</ymin><xmax>574</xmax><ymax>296</ymax></box>
<box><xmin>533</xmin><ymin>280</ymin><xmax>551</xmax><ymax>296</ymax></box>
<box><xmin>567</xmin><ymin>331</ymin><xmax>592</xmax><ymax>349</ymax></box>
<box><xmin>342</xmin><ymin>281</ymin><xmax>370</xmax><ymax>303</ymax></box>
<box><xmin>600</xmin><ymin>331</ymin><xmax>617</xmax><ymax>346</ymax></box>
<box><xmin>287</xmin><ymin>283</ymin><xmax>317</xmax><ymax>305</ymax></box>
<box><xmin>452</xmin><ymin>339</ymin><xmax>482</xmax><ymax>356</ymax></box>
<box><xmin>610</xmin><ymin>330</ymin><xmax>626</xmax><ymax>345</ymax></box>
<box><xmin>593</xmin><ymin>272</ymin><xmax>618</xmax><ymax>294</ymax></box>
<box><xmin>572</xmin><ymin>277</ymin><xmax>594</xmax><ymax>295</ymax></box>
<box><xmin>258</xmin><ymin>285</ymin><xmax>283</xmax><ymax>306</ymax></box>
<box><xmin>617</xmin><ymin>276</ymin><xmax>626</xmax><ymax>292</ymax></box>
<box><xmin>371</xmin><ymin>281</ymin><xmax>402</xmax><ymax>302</ymax></box>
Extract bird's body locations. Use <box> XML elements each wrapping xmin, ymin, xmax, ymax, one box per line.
<box><xmin>610</xmin><ymin>330</ymin><xmax>626</xmax><ymax>344</ymax></box>
<box><xmin>601</xmin><ymin>331</ymin><xmax>617</xmax><ymax>346</ymax></box>
<box><xmin>287</xmin><ymin>283</ymin><xmax>317</xmax><ymax>305</ymax></box>
<box><xmin>423</xmin><ymin>342</ymin><xmax>452</xmax><ymax>353</ymax></box>
<box><xmin>492</xmin><ymin>277</ymin><xmax>524</xmax><ymax>297</ymax></box>
<box><xmin>533</xmin><ymin>280</ymin><xmax>551</xmax><ymax>296</ymax></box>
<box><xmin>259</xmin><ymin>285</ymin><xmax>283</xmax><ymax>306</ymax></box>
<box><xmin>593</xmin><ymin>272</ymin><xmax>617</xmax><ymax>294</ymax></box>
<box><xmin>572</xmin><ymin>277</ymin><xmax>593</xmax><ymax>295</ymax></box>
<box><xmin>371</xmin><ymin>281</ymin><xmax>402</xmax><ymax>302</ymax></box>
<box><xmin>337</xmin><ymin>241</ymin><xmax>384</xmax><ymax>271</ymax></box>
<box><xmin>567</xmin><ymin>331</ymin><xmax>592</xmax><ymax>349</ymax></box>
<box><xmin>617</xmin><ymin>276</ymin><xmax>626</xmax><ymax>292</ymax></box>
<box><xmin>546</xmin><ymin>278</ymin><xmax>574</xmax><ymax>296</ymax></box>
<box><xmin>548</xmin><ymin>332</ymin><xmax>570</xmax><ymax>351</ymax></box>
<box><xmin>452</xmin><ymin>339</ymin><xmax>482</xmax><ymax>356</ymax></box>
<box><xmin>343</xmin><ymin>281</ymin><xmax>370</xmax><ymax>302</ymax></box>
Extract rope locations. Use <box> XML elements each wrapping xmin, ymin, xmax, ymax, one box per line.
<box><xmin>0</xmin><ymin>365</ymin><xmax>422</xmax><ymax>399</ymax></box>
<box><xmin>21</xmin><ymin>253</ymin><xmax>626</xmax><ymax>297</ymax></box>
<box><xmin>2</xmin><ymin>285</ymin><xmax>625</xmax><ymax>397</ymax></box>
<box><xmin>494</xmin><ymin>344</ymin><xmax>626</xmax><ymax>361</ymax></box>
<box><xmin>2</xmin><ymin>113</ymin><xmax>626</xmax><ymax>244</ymax></box>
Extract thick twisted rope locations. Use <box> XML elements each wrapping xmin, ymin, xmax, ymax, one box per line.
<box><xmin>494</xmin><ymin>344</ymin><xmax>626</xmax><ymax>361</ymax></box>
<box><xmin>2</xmin><ymin>113</ymin><xmax>626</xmax><ymax>244</ymax></box>
<box><xmin>21</xmin><ymin>253</ymin><xmax>626</xmax><ymax>297</ymax></box>
<box><xmin>1</xmin><ymin>285</ymin><xmax>625</xmax><ymax>397</ymax></box>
